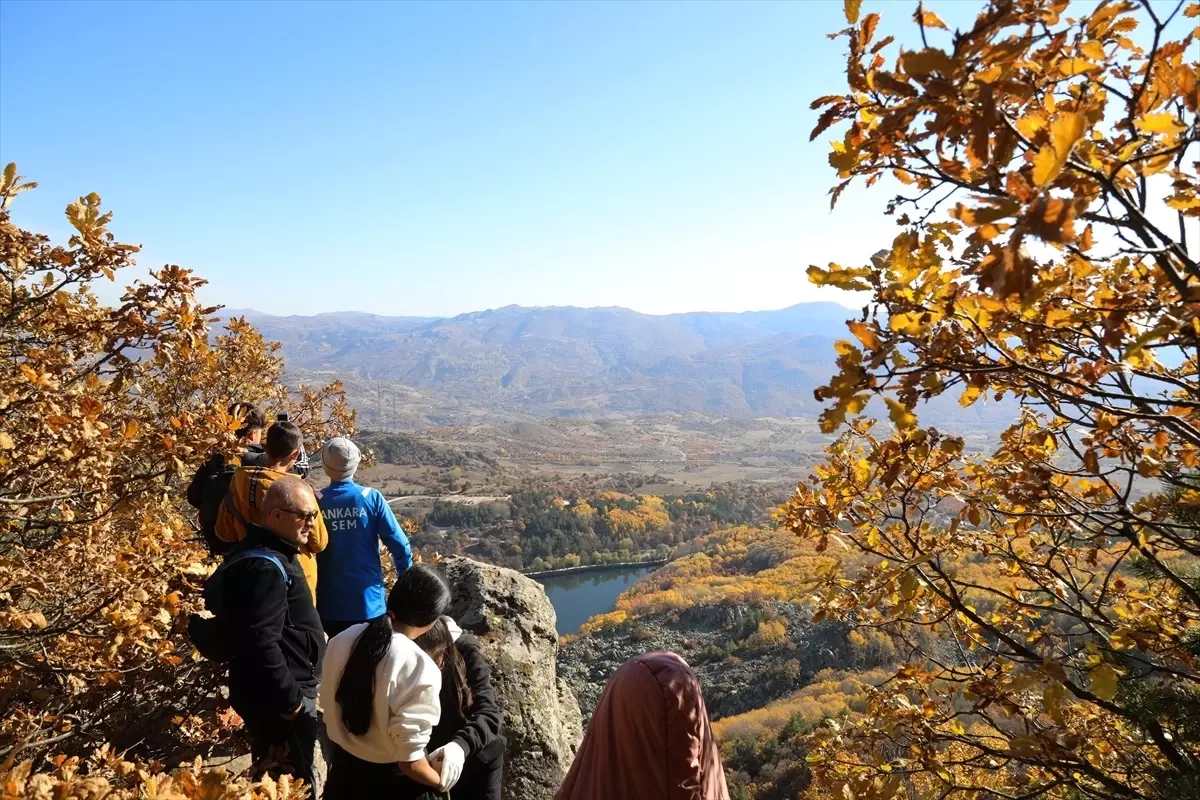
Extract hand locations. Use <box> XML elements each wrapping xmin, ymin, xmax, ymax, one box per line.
<box><xmin>396</xmin><ymin>755</ymin><xmax>443</xmax><ymax>789</ymax></box>
<box><xmin>280</xmin><ymin>702</ymin><xmax>303</xmax><ymax>721</ymax></box>
<box><xmin>429</xmin><ymin>741</ymin><xmax>465</xmax><ymax>792</ymax></box>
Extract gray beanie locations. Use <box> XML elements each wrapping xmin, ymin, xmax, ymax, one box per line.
<box><xmin>322</xmin><ymin>437</ymin><xmax>361</xmax><ymax>482</ymax></box>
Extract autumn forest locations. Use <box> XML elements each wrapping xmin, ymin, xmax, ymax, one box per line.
<box><xmin>3</xmin><ymin>0</ymin><xmax>1199</xmax><ymax>798</ymax></box>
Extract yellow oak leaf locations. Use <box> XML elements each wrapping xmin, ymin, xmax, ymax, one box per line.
<box><xmin>917</xmin><ymin>8</ymin><xmax>948</xmax><ymax>29</ymax></box>
<box><xmin>959</xmin><ymin>385</ymin><xmax>983</xmax><ymax>407</ymax></box>
<box><xmin>1136</xmin><ymin>112</ymin><xmax>1186</xmax><ymax>136</ymax></box>
<box><xmin>886</xmin><ymin>398</ymin><xmax>918</xmax><ymax>431</ymax></box>
<box><xmin>847</xmin><ymin>320</ymin><xmax>881</xmax><ymax>351</ymax></box>
<box><xmin>1016</xmin><ymin>111</ymin><xmax>1048</xmax><ymax>139</ymax></box>
<box><xmin>1032</xmin><ymin>112</ymin><xmax>1087</xmax><ymax>186</ymax></box>
<box><xmin>1090</xmin><ymin>662</ymin><xmax>1120</xmax><ymax>700</ymax></box>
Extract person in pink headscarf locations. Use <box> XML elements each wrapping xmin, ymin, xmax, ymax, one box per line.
<box><xmin>555</xmin><ymin>651</ymin><xmax>730</xmax><ymax>800</ymax></box>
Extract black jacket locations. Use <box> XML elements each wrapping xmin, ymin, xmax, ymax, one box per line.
<box><xmin>186</xmin><ymin>445</ymin><xmax>268</xmax><ymax>507</ymax></box>
<box><xmin>429</xmin><ymin>634</ymin><xmax>504</xmax><ymax>765</ymax></box>
<box><xmin>222</xmin><ymin>524</ymin><xmax>326</xmax><ymax>716</ymax></box>
<box><xmin>186</xmin><ymin>445</ymin><xmax>270</xmax><ymax>552</ymax></box>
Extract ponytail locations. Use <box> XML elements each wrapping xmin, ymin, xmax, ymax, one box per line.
<box><xmin>336</xmin><ymin>617</ymin><xmax>393</xmax><ymax>736</ymax></box>
<box><xmin>336</xmin><ymin>564</ymin><xmax>451</xmax><ymax>736</ymax></box>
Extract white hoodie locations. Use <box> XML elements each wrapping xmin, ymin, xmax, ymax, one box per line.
<box><xmin>320</xmin><ymin>623</ymin><xmax>442</xmax><ymax>763</ymax></box>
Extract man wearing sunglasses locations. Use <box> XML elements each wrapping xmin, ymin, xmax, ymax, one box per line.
<box><xmin>221</xmin><ymin>476</ymin><xmax>327</xmax><ymax>792</ymax></box>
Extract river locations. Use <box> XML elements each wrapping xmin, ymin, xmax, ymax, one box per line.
<box><xmin>534</xmin><ymin>564</ymin><xmax>658</xmax><ymax>635</ymax></box>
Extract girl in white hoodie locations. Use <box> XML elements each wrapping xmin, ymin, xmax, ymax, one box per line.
<box><xmin>320</xmin><ymin>563</ymin><xmax>450</xmax><ymax>799</ymax></box>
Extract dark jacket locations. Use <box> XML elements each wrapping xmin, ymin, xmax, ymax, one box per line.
<box><xmin>222</xmin><ymin>524</ymin><xmax>326</xmax><ymax>716</ymax></box>
<box><xmin>185</xmin><ymin>445</ymin><xmax>269</xmax><ymax>552</ymax></box>
<box><xmin>186</xmin><ymin>444</ymin><xmax>268</xmax><ymax>506</ymax></box>
<box><xmin>429</xmin><ymin>634</ymin><xmax>504</xmax><ymax>765</ymax></box>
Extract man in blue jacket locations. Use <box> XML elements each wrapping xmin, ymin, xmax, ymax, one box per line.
<box><xmin>314</xmin><ymin>437</ymin><xmax>414</xmax><ymax>637</ymax></box>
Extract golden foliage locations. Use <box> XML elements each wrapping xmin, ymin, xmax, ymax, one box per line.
<box><xmin>713</xmin><ymin>667</ymin><xmax>891</xmax><ymax>742</ymax></box>
<box><xmin>569</xmin><ymin>499</ymin><xmax>597</xmax><ymax>520</ymax></box>
<box><xmin>790</xmin><ymin>1</ymin><xmax>1200</xmax><ymax>797</ymax></box>
<box><xmin>750</xmin><ymin>618</ymin><xmax>788</xmax><ymax>647</ymax></box>
<box><xmin>578</xmin><ymin>526</ymin><xmax>874</xmax><ymax>633</ymax></box>
<box><xmin>2</xmin><ymin>749</ymin><xmax>311</xmax><ymax>799</ymax></box>
<box><xmin>604</xmin><ymin>496</ymin><xmax>671</xmax><ymax>535</ymax></box>
<box><xmin>0</xmin><ymin>166</ymin><xmax>353</xmax><ymax>791</ymax></box>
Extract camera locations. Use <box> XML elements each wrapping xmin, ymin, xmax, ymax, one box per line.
<box><xmin>276</xmin><ymin>412</ymin><xmax>290</xmax><ymax>423</ymax></box>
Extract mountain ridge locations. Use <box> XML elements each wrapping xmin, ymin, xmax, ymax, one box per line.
<box><xmin>225</xmin><ymin>300</ymin><xmax>859</xmax><ymax>325</ymax></box>
<box><xmin>227</xmin><ymin>301</ymin><xmax>1011</xmax><ymax>429</ymax></box>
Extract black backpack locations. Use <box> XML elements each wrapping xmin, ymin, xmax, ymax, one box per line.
<box><xmin>187</xmin><ymin>450</ymin><xmax>267</xmax><ymax>556</ymax></box>
<box><xmin>187</xmin><ymin>548</ymin><xmax>292</xmax><ymax>663</ymax></box>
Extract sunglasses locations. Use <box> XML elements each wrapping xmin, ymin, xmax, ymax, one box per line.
<box><xmin>279</xmin><ymin>507</ymin><xmax>320</xmax><ymax>524</ymax></box>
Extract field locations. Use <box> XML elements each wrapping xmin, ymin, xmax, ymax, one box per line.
<box><xmin>340</xmin><ymin>412</ymin><xmax>1009</xmax><ymax>496</ymax></box>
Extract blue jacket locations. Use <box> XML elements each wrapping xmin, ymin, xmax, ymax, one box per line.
<box><xmin>314</xmin><ymin>480</ymin><xmax>413</xmax><ymax>622</ymax></box>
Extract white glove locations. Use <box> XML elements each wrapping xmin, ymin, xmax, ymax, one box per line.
<box><xmin>430</xmin><ymin>741</ymin><xmax>465</xmax><ymax>792</ymax></box>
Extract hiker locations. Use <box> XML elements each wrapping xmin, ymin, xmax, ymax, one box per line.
<box><xmin>314</xmin><ymin>437</ymin><xmax>414</xmax><ymax>637</ymax></box>
<box><xmin>185</xmin><ymin>402</ymin><xmax>268</xmax><ymax>555</ymax></box>
<box><xmin>320</xmin><ymin>564</ymin><xmax>451</xmax><ymax>800</ymax></box>
<box><xmin>216</xmin><ymin>420</ymin><xmax>328</xmax><ymax>598</ymax></box>
<box><xmin>415</xmin><ymin>617</ymin><xmax>504</xmax><ymax>800</ymax></box>
<box><xmin>555</xmin><ymin>651</ymin><xmax>730</xmax><ymax>800</ymax></box>
<box><xmin>219</xmin><ymin>477</ymin><xmax>326</xmax><ymax>790</ymax></box>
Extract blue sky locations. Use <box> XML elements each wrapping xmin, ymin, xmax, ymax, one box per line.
<box><xmin>0</xmin><ymin>0</ymin><xmax>978</xmax><ymax>317</ymax></box>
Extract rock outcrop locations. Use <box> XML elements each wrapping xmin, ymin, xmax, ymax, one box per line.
<box><xmin>441</xmin><ymin>556</ymin><xmax>583</xmax><ymax>800</ymax></box>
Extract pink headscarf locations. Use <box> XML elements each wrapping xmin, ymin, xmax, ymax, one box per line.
<box><xmin>556</xmin><ymin>651</ymin><xmax>730</xmax><ymax>800</ymax></box>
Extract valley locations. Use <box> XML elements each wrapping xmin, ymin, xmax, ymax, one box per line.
<box><xmin>9</xmin><ymin>2</ymin><xmax>1192</xmax><ymax>795</ymax></box>
<box><xmin>335</xmin><ymin>423</ymin><xmax>904</xmax><ymax>800</ymax></box>
<box><xmin>264</xmin><ymin>300</ymin><xmax>1169</xmax><ymax>800</ymax></box>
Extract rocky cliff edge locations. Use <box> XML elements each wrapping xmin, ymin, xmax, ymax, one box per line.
<box><xmin>441</xmin><ymin>556</ymin><xmax>583</xmax><ymax>800</ymax></box>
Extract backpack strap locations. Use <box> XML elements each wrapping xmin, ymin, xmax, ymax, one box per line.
<box><xmin>248</xmin><ymin>467</ymin><xmax>265</xmax><ymax>511</ymax></box>
<box><xmin>220</xmin><ymin>487</ymin><xmax>249</xmax><ymax>535</ymax></box>
<box><xmin>224</xmin><ymin>548</ymin><xmax>292</xmax><ymax>587</ymax></box>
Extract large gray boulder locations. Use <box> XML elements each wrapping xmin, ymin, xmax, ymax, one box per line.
<box><xmin>441</xmin><ymin>556</ymin><xmax>582</xmax><ymax>800</ymax></box>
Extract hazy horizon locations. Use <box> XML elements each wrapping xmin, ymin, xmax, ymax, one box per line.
<box><xmin>225</xmin><ymin>297</ymin><xmax>861</xmax><ymax>320</ymax></box>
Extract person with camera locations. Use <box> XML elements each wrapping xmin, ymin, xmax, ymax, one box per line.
<box><xmin>186</xmin><ymin>402</ymin><xmax>270</xmax><ymax>556</ymax></box>
<box><xmin>216</xmin><ymin>419</ymin><xmax>328</xmax><ymax>599</ymax></box>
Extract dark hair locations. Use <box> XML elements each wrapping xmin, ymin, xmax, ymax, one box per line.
<box><xmin>265</xmin><ymin>421</ymin><xmax>303</xmax><ymax>461</ymax></box>
<box><xmin>415</xmin><ymin>618</ymin><xmax>473</xmax><ymax>718</ymax></box>
<box><xmin>229</xmin><ymin>402</ymin><xmax>267</xmax><ymax>439</ymax></box>
<box><xmin>336</xmin><ymin>565</ymin><xmax>451</xmax><ymax>736</ymax></box>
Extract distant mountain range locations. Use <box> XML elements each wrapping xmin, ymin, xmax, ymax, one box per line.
<box><xmin>227</xmin><ymin>303</ymin><xmax>1013</xmax><ymax>429</ymax></box>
